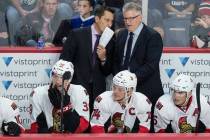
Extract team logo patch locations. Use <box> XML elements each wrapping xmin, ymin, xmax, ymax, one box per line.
<box><xmin>11</xmin><ymin>102</ymin><xmax>17</xmax><ymax>110</ymax></box>
<box><xmin>156</xmin><ymin>102</ymin><xmax>163</xmax><ymax>110</ymax></box>
<box><xmin>95</xmin><ymin>96</ymin><xmax>102</xmax><ymax>103</ymax></box>
<box><xmin>178</xmin><ymin>116</ymin><xmax>193</xmax><ymax>133</ymax></box>
<box><xmin>112</xmin><ymin>112</ymin><xmax>124</xmax><ymax>128</ymax></box>
<box><xmin>52</xmin><ymin>107</ymin><xmax>61</xmax><ymax>132</ymax></box>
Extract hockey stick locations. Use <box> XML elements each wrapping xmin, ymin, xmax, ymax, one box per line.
<box><xmin>60</xmin><ymin>77</ymin><xmax>65</xmax><ymax>133</ymax></box>
<box><xmin>60</xmin><ymin>72</ymin><xmax>71</xmax><ymax>132</ymax></box>
<box><xmin>195</xmin><ymin>82</ymin><xmax>201</xmax><ymax>133</ymax></box>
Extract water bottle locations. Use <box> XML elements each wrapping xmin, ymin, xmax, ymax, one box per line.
<box><xmin>37</xmin><ymin>35</ymin><xmax>45</xmax><ymax>49</ymax></box>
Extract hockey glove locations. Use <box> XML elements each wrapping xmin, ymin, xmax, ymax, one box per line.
<box><xmin>48</xmin><ymin>85</ymin><xmax>70</xmax><ymax>108</ymax></box>
<box><xmin>2</xmin><ymin>122</ymin><xmax>21</xmax><ymax>136</ymax></box>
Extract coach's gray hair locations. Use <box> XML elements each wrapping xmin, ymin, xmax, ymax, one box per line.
<box><xmin>122</xmin><ymin>2</ymin><xmax>142</xmax><ymax>14</ymax></box>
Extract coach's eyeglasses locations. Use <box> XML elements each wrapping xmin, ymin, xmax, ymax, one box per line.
<box><xmin>123</xmin><ymin>15</ymin><xmax>140</xmax><ymax>22</ymax></box>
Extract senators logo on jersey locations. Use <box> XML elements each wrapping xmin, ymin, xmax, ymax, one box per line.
<box><xmin>178</xmin><ymin>116</ymin><xmax>194</xmax><ymax>133</ymax></box>
<box><xmin>112</xmin><ymin>112</ymin><xmax>124</xmax><ymax>128</ymax></box>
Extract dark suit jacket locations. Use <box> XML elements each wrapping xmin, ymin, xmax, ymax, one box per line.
<box><xmin>53</xmin><ymin>17</ymin><xmax>94</xmax><ymax>46</ymax></box>
<box><xmin>113</xmin><ymin>24</ymin><xmax>163</xmax><ymax>104</ymax></box>
<box><xmin>53</xmin><ymin>19</ymin><xmax>71</xmax><ymax>46</ymax></box>
<box><xmin>60</xmin><ymin>27</ymin><xmax>114</xmax><ymax>102</ymax></box>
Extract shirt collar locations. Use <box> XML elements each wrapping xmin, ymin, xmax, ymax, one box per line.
<box><xmin>129</xmin><ymin>22</ymin><xmax>143</xmax><ymax>36</ymax></box>
<box><xmin>91</xmin><ymin>24</ymin><xmax>100</xmax><ymax>36</ymax></box>
<box><xmin>41</xmin><ymin>14</ymin><xmax>51</xmax><ymax>23</ymax></box>
<box><xmin>80</xmin><ymin>15</ymin><xmax>95</xmax><ymax>22</ymax></box>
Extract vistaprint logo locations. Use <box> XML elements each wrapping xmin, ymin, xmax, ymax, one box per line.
<box><xmin>2</xmin><ymin>80</ymin><xmax>12</xmax><ymax>90</ymax></box>
<box><xmin>165</xmin><ymin>69</ymin><xmax>175</xmax><ymax>78</ymax></box>
<box><xmin>2</xmin><ymin>57</ymin><xmax>52</xmax><ymax>66</ymax></box>
<box><xmin>179</xmin><ymin>57</ymin><xmax>189</xmax><ymax>66</ymax></box>
<box><xmin>2</xmin><ymin>57</ymin><xmax>13</xmax><ymax>66</ymax></box>
<box><xmin>45</xmin><ymin>68</ymin><xmax>52</xmax><ymax>78</ymax></box>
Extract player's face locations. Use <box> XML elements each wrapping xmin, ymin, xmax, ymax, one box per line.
<box><xmin>112</xmin><ymin>85</ymin><xmax>126</xmax><ymax>101</ymax></box>
<box><xmin>172</xmin><ymin>90</ymin><xmax>188</xmax><ymax>106</ymax></box>
<box><xmin>78</xmin><ymin>0</ymin><xmax>93</xmax><ymax>18</ymax></box>
<box><xmin>42</xmin><ymin>0</ymin><xmax>58</xmax><ymax>18</ymax></box>
<box><xmin>123</xmin><ymin>9</ymin><xmax>142</xmax><ymax>32</ymax></box>
<box><xmin>95</xmin><ymin>10</ymin><xmax>114</xmax><ymax>33</ymax></box>
<box><xmin>52</xmin><ymin>73</ymin><xmax>70</xmax><ymax>92</ymax></box>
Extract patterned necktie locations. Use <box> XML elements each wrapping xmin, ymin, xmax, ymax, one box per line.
<box><xmin>93</xmin><ymin>34</ymin><xmax>101</xmax><ymax>65</ymax></box>
<box><xmin>123</xmin><ymin>32</ymin><xmax>134</xmax><ymax>69</ymax></box>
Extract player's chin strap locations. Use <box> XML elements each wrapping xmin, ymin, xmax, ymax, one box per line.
<box><xmin>181</xmin><ymin>91</ymin><xmax>192</xmax><ymax>107</ymax></box>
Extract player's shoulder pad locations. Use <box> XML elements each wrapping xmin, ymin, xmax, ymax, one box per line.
<box><xmin>68</xmin><ymin>84</ymin><xmax>89</xmax><ymax>99</ymax></box>
<box><xmin>69</xmin><ymin>84</ymin><xmax>85</xmax><ymax>90</ymax></box>
<box><xmin>133</xmin><ymin>92</ymin><xmax>152</xmax><ymax>111</ymax></box>
<box><xmin>94</xmin><ymin>91</ymin><xmax>113</xmax><ymax>105</ymax></box>
<box><xmin>200</xmin><ymin>94</ymin><xmax>210</xmax><ymax>108</ymax></box>
<box><xmin>93</xmin><ymin>91</ymin><xmax>113</xmax><ymax>112</ymax></box>
<box><xmin>0</xmin><ymin>97</ymin><xmax>18</xmax><ymax>111</ymax></box>
<box><xmin>134</xmin><ymin>92</ymin><xmax>151</xmax><ymax>103</ymax></box>
<box><xmin>30</xmin><ymin>85</ymin><xmax>49</xmax><ymax>101</ymax></box>
<box><xmin>32</xmin><ymin>85</ymin><xmax>49</xmax><ymax>94</ymax></box>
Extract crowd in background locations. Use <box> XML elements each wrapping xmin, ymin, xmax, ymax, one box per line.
<box><xmin>0</xmin><ymin>0</ymin><xmax>209</xmax><ymax>47</ymax></box>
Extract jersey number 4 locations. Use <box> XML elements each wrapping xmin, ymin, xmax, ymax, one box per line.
<box><xmin>92</xmin><ymin>109</ymin><xmax>100</xmax><ymax>120</ymax></box>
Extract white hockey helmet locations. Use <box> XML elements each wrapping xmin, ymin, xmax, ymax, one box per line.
<box><xmin>52</xmin><ymin>59</ymin><xmax>74</xmax><ymax>81</ymax></box>
<box><xmin>170</xmin><ymin>74</ymin><xmax>194</xmax><ymax>93</ymax></box>
<box><xmin>113</xmin><ymin>70</ymin><xmax>137</xmax><ymax>92</ymax></box>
